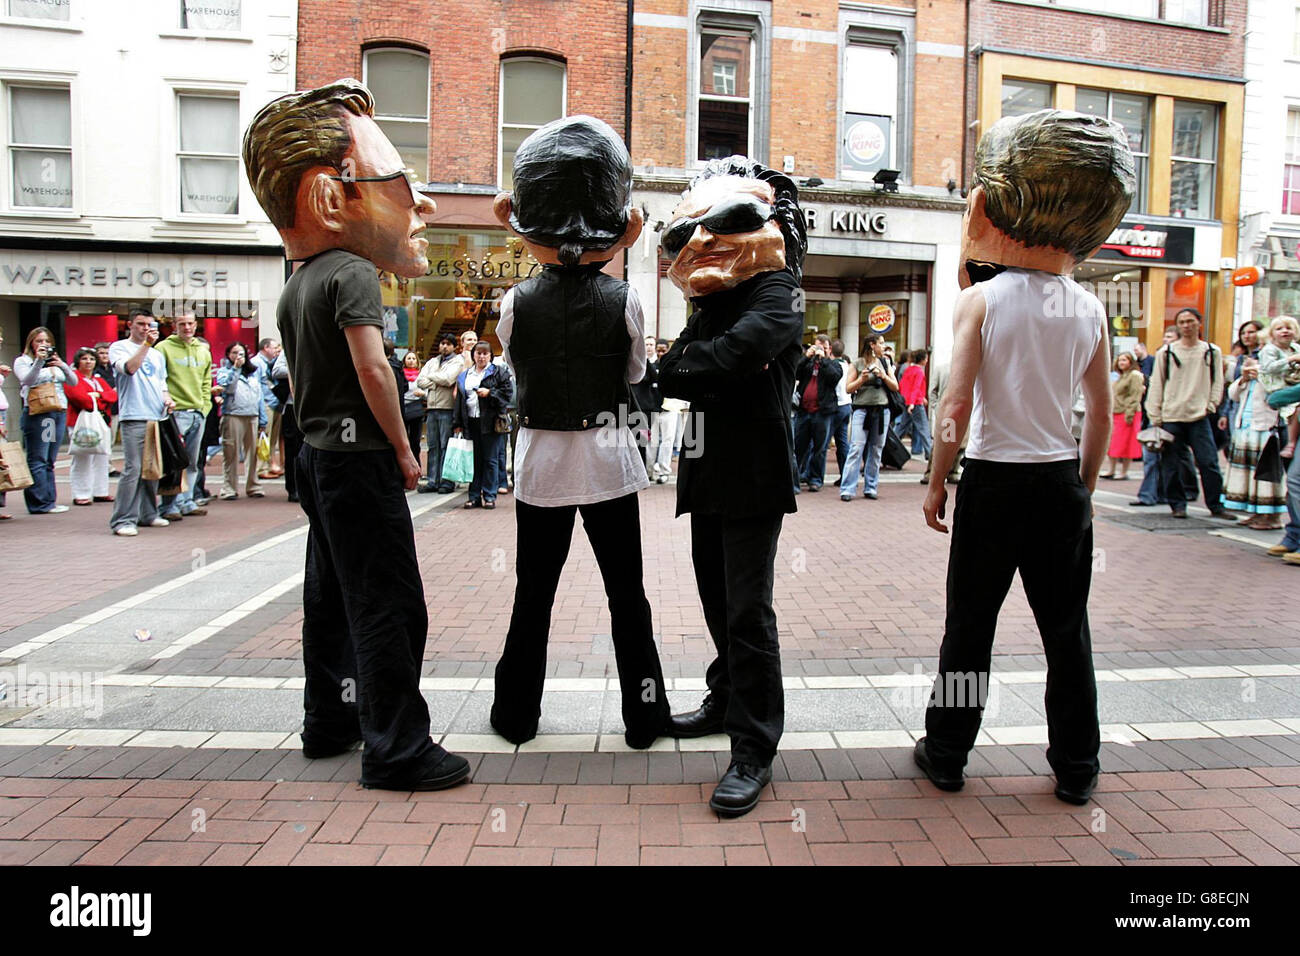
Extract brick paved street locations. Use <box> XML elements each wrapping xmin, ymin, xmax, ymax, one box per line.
<box><xmin>2</xmin><ymin>457</ymin><xmax>1299</xmax><ymax>866</ymax></box>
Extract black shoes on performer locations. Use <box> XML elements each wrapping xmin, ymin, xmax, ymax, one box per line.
<box><xmin>709</xmin><ymin>762</ymin><xmax>772</xmax><ymax>817</ymax></box>
<box><xmin>913</xmin><ymin>737</ymin><xmax>964</xmax><ymax>792</ymax></box>
<box><xmin>360</xmin><ymin>746</ymin><xmax>471</xmax><ymax>792</ymax></box>
<box><xmin>1054</xmin><ymin>773</ymin><xmax>1099</xmax><ymax>806</ymax></box>
<box><xmin>664</xmin><ymin>694</ymin><xmax>726</xmax><ymax>738</ymax></box>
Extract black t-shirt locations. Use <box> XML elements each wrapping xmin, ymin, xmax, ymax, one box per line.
<box><xmin>277</xmin><ymin>249</ymin><xmax>389</xmax><ymax>452</ymax></box>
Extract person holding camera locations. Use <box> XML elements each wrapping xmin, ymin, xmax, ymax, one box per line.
<box><xmin>792</xmin><ymin>333</ymin><xmax>843</xmax><ymax>492</ymax></box>
<box><xmin>840</xmin><ymin>332</ymin><xmax>898</xmax><ymax>500</ymax></box>
<box><xmin>14</xmin><ymin>326</ymin><xmax>73</xmax><ymax>515</ymax></box>
<box><xmin>108</xmin><ymin>309</ymin><xmax>175</xmax><ymax>536</ymax></box>
<box><xmin>452</xmin><ymin>341</ymin><xmax>511</xmax><ymax>509</ymax></box>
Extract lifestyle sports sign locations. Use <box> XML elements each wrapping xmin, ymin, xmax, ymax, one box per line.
<box><xmin>1096</xmin><ymin>222</ymin><xmax>1195</xmax><ymax>265</ymax></box>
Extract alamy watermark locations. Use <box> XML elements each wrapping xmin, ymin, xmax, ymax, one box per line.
<box><xmin>0</xmin><ymin>665</ymin><xmax>104</xmax><ymax>719</ymax></box>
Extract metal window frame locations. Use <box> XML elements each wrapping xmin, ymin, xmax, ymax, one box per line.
<box><xmin>688</xmin><ymin>1</ymin><xmax>770</xmax><ymax>169</ymax></box>
<box><xmin>6</xmin><ymin>80</ymin><xmax>73</xmax><ymax>211</ymax></box>
<box><xmin>838</xmin><ymin>6</ymin><xmax>914</xmax><ymax>184</ymax></box>
<box><xmin>496</xmin><ymin>56</ymin><xmax>568</xmax><ymax>190</ymax></box>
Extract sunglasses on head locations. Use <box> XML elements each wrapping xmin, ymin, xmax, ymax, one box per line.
<box><xmin>660</xmin><ymin>194</ymin><xmax>776</xmax><ymax>259</ymax></box>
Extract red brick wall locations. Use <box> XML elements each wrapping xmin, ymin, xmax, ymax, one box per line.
<box><xmin>295</xmin><ymin>0</ymin><xmax>628</xmax><ymax>187</ymax></box>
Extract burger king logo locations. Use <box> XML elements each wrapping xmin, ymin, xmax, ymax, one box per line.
<box><xmin>868</xmin><ymin>304</ymin><xmax>895</xmax><ymax>334</ymax></box>
<box><xmin>846</xmin><ymin>120</ymin><xmax>886</xmax><ymax>167</ymax></box>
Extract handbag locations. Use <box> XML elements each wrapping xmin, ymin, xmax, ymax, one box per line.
<box><xmin>881</xmin><ymin>427</ymin><xmax>910</xmax><ymax>470</ymax></box>
<box><xmin>26</xmin><ymin>381</ymin><xmax>61</xmax><ymax>415</ymax></box>
<box><xmin>403</xmin><ymin>399</ymin><xmax>426</xmax><ymax>423</ymax></box>
<box><xmin>0</xmin><ymin>441</ymin><xmax>34</xmax><ymax>492</ymax></box>
<box><xmin>1255</xmin><ymin>430</ymin><xmax>1284</xmax><ymax>484</ymax></box>
<box><xmin>494</xmin><ymin>411</ymin><xmax>515</xmax><ymax>435</ymax></box>
<box><xmin>1136</xmin><ymin>426</ymin><xmax>1175</xmax><ymax>451</ymax></box>
<box><xmin>885</xmin><ymin>385</ymin><xmax>907</xmax><ymax>420</ymax></box>
<box><xmin>442</xmin><ymin>436</ymin><xmax>474</xmax><ymax>484</ymax></box>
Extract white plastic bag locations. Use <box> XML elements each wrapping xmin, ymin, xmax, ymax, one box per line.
<box><xmin>70</xmin><ymin>397</ymin><xmax>110</xmax><ymax>456</ymax></box>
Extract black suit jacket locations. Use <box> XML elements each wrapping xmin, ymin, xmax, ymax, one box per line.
<box><xmin>659</xmin><ymin>270</ymin><xmax>804</xmax><ymax>518</ymax></box>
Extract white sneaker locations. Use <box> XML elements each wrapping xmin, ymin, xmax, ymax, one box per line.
<box><xmin>146</xmin><ymin>517</ymin><xmax>170</xmax><ymax>527</ymax></box>
<box><xmin>114</xmin><ymin>525</ymin><xmax>139</xmax><ymax>536</ymax></box>
<box><xmin>42</xmin><ymin>505</ymin><xmax>70</xmax><ymax>514</ymax></box>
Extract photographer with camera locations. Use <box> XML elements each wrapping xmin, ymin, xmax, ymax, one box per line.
<box><xmin>108</xmin><ymin>309</ymin><xmax>176</xmax><ymax>537</ymax></box>
<box><xmin>13</xmin><ymin>326</ymin><xmax>73</xmax><ymax>515</ymax></box>
<box><xmin>840</xmin><ymin>332</ymin><xmax>898</xmax><ymax>500</ymax></box>
<box><xmin>792</xmin><ymin>333</ymin><xmax>843</xmax><ymax>493</ymax></box>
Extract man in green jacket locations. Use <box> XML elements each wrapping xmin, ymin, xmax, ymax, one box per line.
<box><xmin>155</xmin><ymin>312</ymin><xmax>213</xmax><ymax>518</ymax></box>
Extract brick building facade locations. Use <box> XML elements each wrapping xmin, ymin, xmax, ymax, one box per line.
<box><xmin>293</xmin><ymin>0</ymin><xmax>630</xmax><ymax>356</ymax></box>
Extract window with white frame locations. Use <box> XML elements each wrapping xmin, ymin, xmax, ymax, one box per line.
<box><xmin>1163</xmin><ymin>0</ymin><xmax>1207</xmax><ymax>25</ymax></box>
<box><xmin>1169</xmin><ymin>100</ymin><xmax>1217</xmax><ymax>219</ymax></box>
<box><xmin>177</xmin><ymin>94</ymin><xmax>239</xmax><ymax>215</ymax></box>
<box><xmin>8</xmin><ymin>85</ymin><xmax>72</xmax><ymax>209</ymax></box>
<box><xmin>1294</xmin><ymin>7</ymin><xmax>1300</xmax><ymax>58</ymax></box>
<box><xmin>1076</xmin><ymin>88</ymin><xmax>1150</xmax><ymax>213</ymax></box>
<box><xmin>364</xmin><ymin>48</ymin><xmax>430</xmax><ymax>181</ymax></box>
<box><xmin>499</xmin><ymin>57</ymin><xmax>565</xmax><ymax>190</ymax></box>
<box><xmin>7</xmin><ymin>0</ymin><xmax>71</xmax><ymax>20</ymax></box>
<box><xmin>179</xmin><ymin>0</ymin><xmax>240</xmax><ymax>30</ymax></box>
<box><xmin>1284</xmin><ymin>109</ymin><xmax>1300</xmax><ymax>217</ymax></box>
<box><xmin>697</xmin><ymin>30</ymin><xmax>752</xmax><ymax>161</ymax></box>
<box><xmin>842</xmin><ymin>40</ymin><xmax>900</xmax><ymax>177</ymax></box>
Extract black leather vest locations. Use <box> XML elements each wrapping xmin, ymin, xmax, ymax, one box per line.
<box><xmin>509</xmin><ymin>264</ymin><xmax>630</xmax><ymax>431</ymax></box>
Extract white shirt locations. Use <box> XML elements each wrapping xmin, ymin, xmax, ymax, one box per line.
<box><xmin>497</xmin><ymin>283</ymin><xmax>650</xmax><ymax>507</ymax></box>
<box><xmin>109</xmin><ymin>339</ymin><xmax>169</xmax><ymax>421</ymax></box>
<box><xmin>834</xmin><ymin>357</ymin><xmax>851</xmax><ymax>406</ymax></box>
<box><xmin>464</xmin><ymin>366</ymin><xmax>486</xmax><ymax>418</ymax></box>
<box><xmin>966</xmin><ymin>268</ymin><xmax>1104</xmax><ymax>464</ymax></box>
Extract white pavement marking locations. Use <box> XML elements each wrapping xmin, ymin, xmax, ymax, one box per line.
<box><xmin>150</xmin><ymin>572</ymin><xmax>305</xmax><ymax>660</ymax></box>
<box><xmin>1209</xmin><ymin>530</ymin><xmax>1274</xmax><ymax>549</ymax></box>
<box><xmin>3</xmin><ymin>718</ymin><xmax>1294</xmax><ymax>753</ymax></box>
<box><xmin>3</xmin><ymin>491</ymin><xmax>456</xmax><ymax>665</ymax></box>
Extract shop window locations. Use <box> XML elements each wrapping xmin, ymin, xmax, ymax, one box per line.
<box><xmin>7</xmin><ymin>0</ymin><xmax>71</xmax><ymax>19</ymax></box>
<box><xmin>1164</xmin><ymin>270</ymin><xmax>1209</xmax><ymax>334</ymax></box>
<box><xmin>8</xmin><ymin>84</ymin><xmax>72</xmax><ymax>209</ymax></box>
<box><xmin>499</xmin><ymin>58</ymin><xmax>565</xmax><ymax>191</ymax></box>
<box><xmin>803</xmin><ymin>300</ymin><xmax>839</xmax><ymax>345</ymax></box>
<box><xmin>1076</xmin><ymin>88</ymin><xmax>1149</xmax><ymax>214</ymax></box>
<box><xmin>1000</xmin><ymin>80</ymin><xmax>1051</xmax><ymax>119</ymax></box>
<box><xmin>179</xmin><ymin>0</ymin><xmax>240</xmax><ymax>30</ymax></box>
<box><xmin>1284</xmin><ymin>108</ymin><xmax>1300</xmax><ymax>216</ymax></box>
<box><xmin>1294</xmin><ymin>6</ymin><xmax>1300</xmax><ymax>58</ymax></box>
<box><xmin>861</xmin><ymin>300</ymin><xmax>909</xmax><ymax>356</ymax></box>
<box><xmin>1163</xmin><ymin>0</ymin><xmax>1207</xmax><ymax>25</ymax></box>
<box><xmin>842</xmin><ymin>40</ymin><xmax>900</xmax><ymax>179</ymax></box>
<box><xmin>364</xmin><ymin>48</ymin><xmax>430</xmax><ymax>181</ymax></box>
<box><xmin>1170</xmin><ymin>100</ymin><xmax>1217</xmax><ymax>220</ymax></box>
<box><xmin>177</xmin><ymin>93</ymin><xmax>239</xmax><ymax>215</ymax></box>
<box><xmin>697</xmin><ymin>30</ymin><xmax>753</xmax><ymax>161</ymax></box>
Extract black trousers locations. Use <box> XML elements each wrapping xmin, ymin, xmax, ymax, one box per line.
<box><xmin>281</xmin><ymin>402</ymin><xmax>302</xmax><ymax>498</ymax></box>
<box><xmin>492</xmin><ymin>494</ymin><xmax>669</xmax><ymax>743</ymax></box>
<box><xmin>925</xmin><ymin>459</ymin><xmax>1099</xmax><ymax>784</ymax></box>
<box><xmin>690</xmin><ymin>511</ymin><xmax>785</xmax><ymax>767</ymax></box>
<box><xmin>297</xmin><ymin>444</ymin><xmax>437</xmax><ymax>783</ymax></box>
<box><xmin>1157</xmin><ymin>416</ymin><xmax>1224</xmax><ymax>512</ymax></box>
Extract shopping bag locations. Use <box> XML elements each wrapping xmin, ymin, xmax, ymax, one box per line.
<box><xmin>443</xmin><ymin>436</ymin><xmax>474</xmax><ymax>484</ymax></box>
<box><xmin>257</xmin><ymin>430</ymin><xmax>271</xmax><ymax>465</ymax></box>
<box><xmin>142</xmin><ymin>420</ymin><xmax>164</xmax><ymax>481</ymax></box>
<box><xmin>158</xmin><ymin>416</ymin><xmax>189</xmax><ymax>496</ymax></box>
<box><xmin>70</xmin><ymin>406</ymin><xmax>110</xmax><ymax>456</ymax></box>
<box><xmin>0</xmin><ymin>441</ymin><xmax>34</xmax><ymax>492</ymax></box>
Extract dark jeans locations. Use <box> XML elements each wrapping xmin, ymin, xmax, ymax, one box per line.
<box><xmin>468</xmin><ymin>427</ymin><xmax>502</xmax><ymax>504</ymax></box>
<box><xmin>492</xmin><ymin>495</ymin><xmax>669</xmax><ymax>743</ymax></box>
<box><xmin>424</xmin><ymin>408</ymin><xmax>454</xmax><ymax>489</ymax></box>
<box><xmin>793</xmin><ymin>408</ymin><xmax>834</xmax><ymax>488</ymax></box>
<box><xmin>404</xmin><ymin>412</ymin><xmax>422</xmax><ymax>469</ymax></box>
<box><xmin>925</xmin><ymin>459</ymin><xmax>1099</xmax><ymax>784</ymax></box>
<box><xmin>690</xmin><ymin>511</ymin><xmax>785</xmax><ymax>767</ymax></box>
<box><xmin>1157</xmin><ymin>417</ymin><xmax>1224</xmax><ymax>513</ymax></box>
<box><xmin>281</xmin><ymin>402</ymin><xmax>302</xmax><ymax>498</ymax></box>
<box><xmin>20</xmin><ymin>408</ymin><xmax>65</xmax><ymax>513</ymax></box>
<box><xmin>297</xmin><ymin>444</ymin><xmax>438</xmax><ymax>783</ymax></box>
<box><xmin>831</xmin><ymin>403</ymin><xmax>851</xmax><ymax>478</ymax></box>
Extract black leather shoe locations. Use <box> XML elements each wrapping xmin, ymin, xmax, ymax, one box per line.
<box><xmin>1129</xmin><ymin>500</ymin><xmax>1156</xmax><ymax>507</ymax></box>
<box><xmin>1055</xmin><ymin>773</ymin><xmax>1099</xmax><ymax>805</ymax></box>
<box><xmin>301</xmin><ymin>733</ymin><xmax>362</xmax><ymax>759</ymax></box>
<box><xmin>664</xmin><ymin>695</ymin><xmax>725</xmax><ymax>738</ymax></box>
<box><xmin>709</xmin><ymin>762</ymin><xmax>772</xmax><ymax>817</ymax></box>
<box><xmin>1208</xmin><ymin>509</ymin><xmax>1237</xmax><ymax>521</ymax></box>
<box><xmin>913</xmin><ymin>737</ymin><xmax>964</xmax><ymax>792</ymax></box>
<box><xmin>361</xmin><ymin>748</ymin><xmax>471</xmax><ymax>791</ymax></box>
<box><xmin>624</xmin><ymin>714</ymin><xmax>671</xmax><ymax>750</ymax></box>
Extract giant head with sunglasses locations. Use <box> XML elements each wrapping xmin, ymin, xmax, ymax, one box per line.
<box><xmin>242</xmin><ymin>79</ymin><xmax>437</xmax><ymax>278</ymax></box>
<box><xmin>661</xmin><ymin>156</ymin><xmax>807</xmax><ymax>298</ymax></box>
<box><xmin>492</xmin><ymin>115</ymin><xmax>643</xmax><ymax>266</ymax></box>
<box><xmin>961</xmin><ymin>109</ymin><xmax>1135</xmax><ymax>288</ymax></box>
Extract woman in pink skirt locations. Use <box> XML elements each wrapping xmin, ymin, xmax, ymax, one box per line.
<box><xmin>1101</xmin><ymin>351</ymin><xmax>1143</xmax><ymax>479</ymax></box>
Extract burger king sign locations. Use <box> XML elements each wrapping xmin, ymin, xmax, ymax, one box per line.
<box><xmin>842</xmin><ymin>114</ymin><xmax>891</xmax><ymax>172</ymax></box>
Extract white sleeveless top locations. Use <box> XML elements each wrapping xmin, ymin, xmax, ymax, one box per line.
<box><xmin>966</xmin><ymin>268</ymin><xmax>1104</xmax><ymax>464</ymax></box>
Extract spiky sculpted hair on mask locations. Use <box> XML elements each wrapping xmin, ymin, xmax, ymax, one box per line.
<box><xmin>687</xmin><ymin>156</ymin><xmax>808</xmax><ymax>283</ymax></box>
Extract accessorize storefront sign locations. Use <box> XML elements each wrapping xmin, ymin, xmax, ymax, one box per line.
<box><xmin>429</xmin><ymin>257</ymin><xmax>541</xmax><ymax>280</ymax></box>
<box><xmin>1097</xmin><ymin>222</ymin><xmax>1195</xmax><ymax>265</ymax></box>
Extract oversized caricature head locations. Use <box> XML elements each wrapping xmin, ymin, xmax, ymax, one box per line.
<box><xmin>961</xmin><ymin>109</ymin><xmax>1135</xmax><ymax>289</ymax></box>
<box><xmin>662</xmin><ymin>156</ymin><xmax>807</xmax><ymax>298</ymax></box>
<box><xmin>492</xmin><ymin>115</ymin><xmax>643</xmax><ymax>267</ymax></box>
<box><xmin>242</xmin><ymin>79</ymin><xmax>437</xmax><ymax>278</ymax></box>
